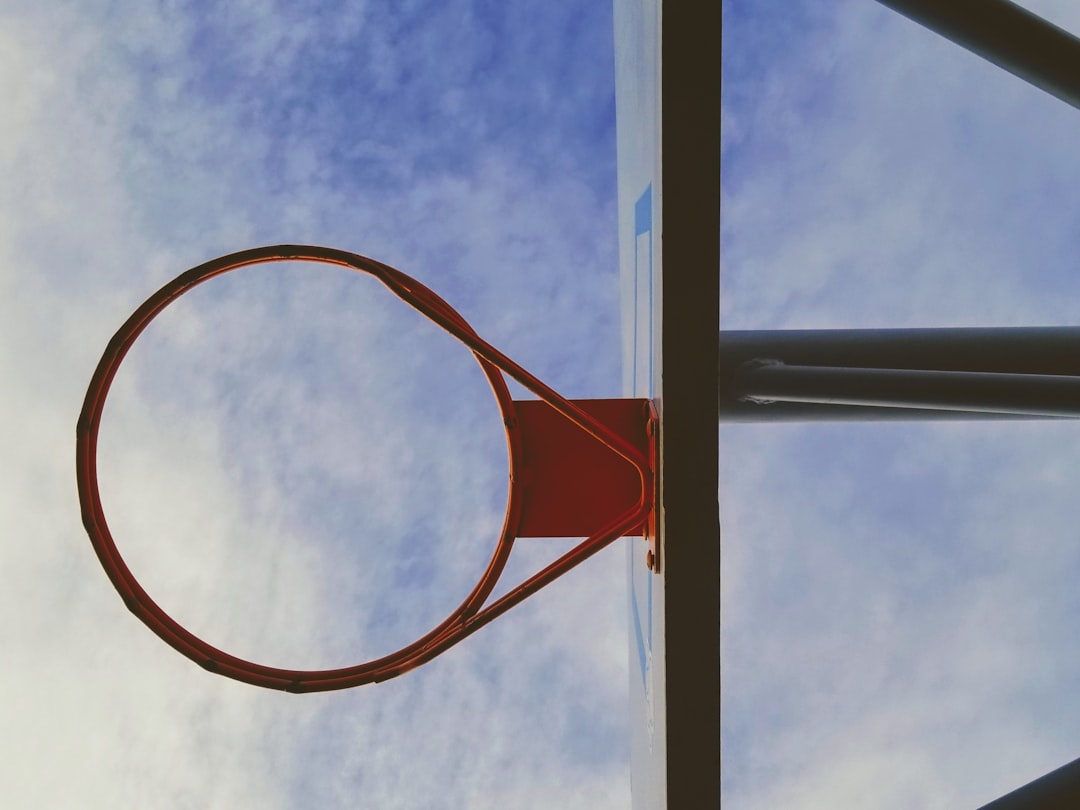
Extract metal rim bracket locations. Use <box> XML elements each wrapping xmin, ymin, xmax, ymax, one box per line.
<box><xmin>77</xmin><ymin>245</ymin><xmax>656</xmax><ymax>691</ymax></box>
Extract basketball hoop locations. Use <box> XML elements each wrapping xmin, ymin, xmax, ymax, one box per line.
<box><xmin>77</xmin><ymin>245</ymin><xmax>655</xmax><ymax>692</ymax></box>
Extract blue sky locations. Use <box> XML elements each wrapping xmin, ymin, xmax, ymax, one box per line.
<box><xmin>722</xmin><ymin>1</ymin><xmax>1080</xmax><ymax>807</ymax></box>
<box><xmin>4</xmin><ymin>0</ymin><xmax>1080</xmax><ymax>807</ymax></box>
<box><xmin>4</xmin><ymin>0</ymin><xmax>624</xmax><ymax>807</ymax></box>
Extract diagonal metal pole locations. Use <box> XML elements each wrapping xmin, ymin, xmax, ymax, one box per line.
<box><xmin>874</xmin><ymin>0</ymin><xmax>1080</xmax><ymax>111</ymax></box>
<box><xmin>977</xmin><ymin>754</ymin><xmax>1080</xmax><ymax>810</ymax></box>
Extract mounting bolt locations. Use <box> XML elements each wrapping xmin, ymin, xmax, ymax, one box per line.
<box><xmin>645</xmin><ymin>549</ymin><xmax>655</xmax><ymax>571</ymax></box>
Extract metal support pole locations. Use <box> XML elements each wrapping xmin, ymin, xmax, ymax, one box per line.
<box><xmin>978</xmin><ymin>755</ymin><xmax>1080</xmax><ymax>810</ymax></box>
<box><xmin>874</xmin><ymin>0</ymin><xmax>1080</xmax><ymax>112</ymax></box>
<box><xmin>719</xmin><ymin>327</ymin><xmax>1080</xmax><ymax>421</ymax></box>
<box><xmin>735</xmin><ymin>363</ymin><xmax>1080</xmax><ymax>419</ymax></box>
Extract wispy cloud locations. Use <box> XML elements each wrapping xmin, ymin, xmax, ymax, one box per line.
<box><xmin>2</xmin><ymin>0</ymin><xmax>628</xmax><ymax>806</ymax></box>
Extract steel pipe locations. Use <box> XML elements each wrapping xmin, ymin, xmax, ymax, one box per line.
<box><xmin>874</xmin><ymin>0</ymin><xmax>1080</xmax><ymax>111</ymax></box>
<box><xmin>735</xmin><ymin>362</ymin><xmax>1080</xmax><ymax>419</ymax></box>
<box><xmin>719</xmin><ymin>328</ymin><xmax>1080</xmax><ymax>421</ymax></box>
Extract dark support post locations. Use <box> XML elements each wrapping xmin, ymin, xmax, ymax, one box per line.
<box><xmin>873</xmin><ymin>0</ymin><xmax>1080</xmax><ymax>112</ymax></box>
<box><xmin>718</xmin><ymin>327</ymin><xmax>1080</xmax><ymax>421</ymax></box>
<box><xmin>735</xmin><ymin>363</ymin><xmax>1080</xmax><ymax>418</ymax></box>
<box><xmin>978</xmin><ymin>755</ymin><xmax>1080</xmax><ymax>810</ymax></box>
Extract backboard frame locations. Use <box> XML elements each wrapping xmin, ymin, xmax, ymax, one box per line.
<box><xmin>615</xmin><ymin>0</ymin><xmax>720</xmax><ymax>807</ymax></box>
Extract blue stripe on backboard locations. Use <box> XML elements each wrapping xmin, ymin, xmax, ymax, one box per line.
<box><xmin>635</xmin><ymin>185</ymin><xmax>652</xmax><ymax>235</ymax></box>
<box><xmin>632</xmin><ymin>185</ymin><xmax>653</xmax><ymax>398</ymax></box>
<box><xmin>647</xmin><ymin>561</ymin><xmax>653</xmax><ymax>655</ymax></box>
<box><xmin>631</xmin><ymin>571</ymin><xmax>649</xmax><ymax>689</ymax></box>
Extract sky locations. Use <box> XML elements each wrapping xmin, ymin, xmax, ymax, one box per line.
<box><xmin>721</xmin><ymin>1</ymin><xmax>1080</xmax><ymax>808</ymax></box>
<box><xmin>3</xmin><ymin>1</ymin><xmax>1080</xmax><ymax>809</ymax></box>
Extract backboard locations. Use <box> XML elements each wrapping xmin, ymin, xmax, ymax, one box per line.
<box><xmin>615</xmin><ymin>0</ymin><xmax>720</xmax><ymax>807</ymax></box>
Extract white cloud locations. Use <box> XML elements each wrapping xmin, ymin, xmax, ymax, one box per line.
<box><xmin>1</xmin><ymin>0</ymin><xmax>629</xmax><ymax>807</ymax></box>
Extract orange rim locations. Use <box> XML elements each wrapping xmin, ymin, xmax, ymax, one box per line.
<box><xmin>77</xmin><ymin>245</ymin><xmax>652</xmax><ymax>691</ymax></box>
